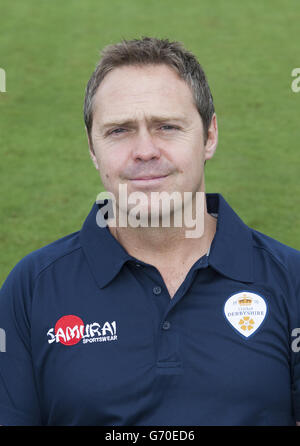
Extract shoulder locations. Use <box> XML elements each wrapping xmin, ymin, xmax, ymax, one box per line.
<box><xmin>251</xmin><ymin>228</ymin><xmax>300</xmax><ymax>286</ymax></box>
<box><xmin>0</xmin><ymin>231</ymin><xmax>83</xmax><ymax>335</ymax></box>
<box><xmin>0</xmin><ymin>231</ymin><xmax>82</xmax><ymax>296</ymax></box>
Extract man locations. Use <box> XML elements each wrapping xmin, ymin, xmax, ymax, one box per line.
<box><xmin>0</xmin><ymin>37</ymin><xmax>300</xmax><ymax>426</ymax></box>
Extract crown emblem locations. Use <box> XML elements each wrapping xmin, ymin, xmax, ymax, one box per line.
<box><xmin>238</xmin><ymin>295</ymin><xmax>252</xmax><ymax>306</ymax></box>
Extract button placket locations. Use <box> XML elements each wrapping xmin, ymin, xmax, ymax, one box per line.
<box><xmin>153</xmin><ymin>286</ymin><xmax>162</xmax><ymax>295</ymax></box>
<box><xmin>162</xmin><ymin>320</ymin><xmax>171</xmax><ymax>330</ymax></box>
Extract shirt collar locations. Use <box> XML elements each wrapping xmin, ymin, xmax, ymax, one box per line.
<box><xmin>206</xmin><ymin>193</ymin><xmax>254</xmax><ymax>283</ymax></box>
<box><xmin>80</xmin><ymin>193</ymin><xmax>254</xmax><ymax>289</ymax></box>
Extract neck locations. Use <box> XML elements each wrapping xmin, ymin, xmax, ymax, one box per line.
<box><xmin>107</xmin><ymin>193</ymin><xmax>217</xmax><ymax>267</ymax></box>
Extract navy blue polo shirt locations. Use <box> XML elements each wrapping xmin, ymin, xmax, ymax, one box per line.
<box><xmin>0</xmin><ymin>193</ymin><xmax>300</xmax><ymax>426</ymax></box>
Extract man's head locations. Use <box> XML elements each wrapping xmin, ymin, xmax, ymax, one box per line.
<box><xmin>84</xmin><ymin>37</ymin><xmax>218</xmax><ymax>220</ymax></box>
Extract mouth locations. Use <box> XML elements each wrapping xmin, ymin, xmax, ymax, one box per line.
<box><xmin>129</xmin><ymin>175</ymin><xmax>169</xmax><ymax>185</ymax></box>
<box><xmin>130</xmin><ymin>175</ymin><xmax>168</xmax><ymax>181</ymax></box>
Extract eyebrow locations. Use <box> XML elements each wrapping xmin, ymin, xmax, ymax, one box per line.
<box><xmin>100</xmin><ymin>114</ymin><xmax>188</xmax><ymax>130</ymax></box>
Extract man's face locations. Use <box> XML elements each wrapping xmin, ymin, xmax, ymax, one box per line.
<box><xmin>88</xmin><ymin>63</ymin><xmax>217</xmax><ymax>219</ymax></box>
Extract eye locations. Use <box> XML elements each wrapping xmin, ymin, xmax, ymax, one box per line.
<box><xmin>160</xmin><ymin>125</ymin><xmax>179</xmax><ymax>131</ymax></box>
<box><xmin>110</xmin><ymin>128</ymin><xmax>127</xmax><ymax>135</ymax></box>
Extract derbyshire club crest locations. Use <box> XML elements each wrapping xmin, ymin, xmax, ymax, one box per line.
<box><xmin>223</xmin><ymin>291</ymin><xmax>268</xmax><ymax>338</ymax></box>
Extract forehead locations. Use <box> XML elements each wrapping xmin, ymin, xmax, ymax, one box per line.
<box><xmin>92</xmin><ymin>64</ymin><xmax>197</xmax><ymax>120</ymax></box>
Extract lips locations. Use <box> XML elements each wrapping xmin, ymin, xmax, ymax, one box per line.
<box><xmin>130</xmin><ymin>174</ymin><xmax>169</xmax><ymax>180</ymax></box>
<box><xmin>128</xmin><ymin>175</ymin><xmax>169</xmax><ymax>188</ymax></box>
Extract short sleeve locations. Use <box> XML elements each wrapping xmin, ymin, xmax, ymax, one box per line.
<box><xmin>292</xmin><ymin>329</ymin><xmax>300</xmax><ymax>420</ymax></box>
<box><xmin>293</xmin><ymin>360</ymin><xmax>300</xmax><ymax>420</ymax></box>
<box><xmin>291</xmin><ymin>251</ymin><xmax>300</xmax><ymax>422</ymax></box>
<box><xmin>0</xmin><ymin>256</ymin><xmax>42</xmax><ymax>425</ymax></box>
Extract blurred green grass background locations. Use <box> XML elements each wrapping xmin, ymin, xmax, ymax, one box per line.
<box><xmin>0</xmin><ymin>0</ymin><xmax>299</xmax><ymax>286</ymax></box>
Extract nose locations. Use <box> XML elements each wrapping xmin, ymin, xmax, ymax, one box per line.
<box><xmin>131</xmin><ymin>128</ymin><xmax>161</xmax><ymax>162</ymax></box>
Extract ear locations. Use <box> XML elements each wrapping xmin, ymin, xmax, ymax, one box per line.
<box><xmin>204</xmin><ymin>113</ymin><xmax>218</xmax><ymax>161</ymax></box>
<box><xmin>85</xmin><ymin>126</ymin><xmax>99</xmax><ymax>170</ymax></box>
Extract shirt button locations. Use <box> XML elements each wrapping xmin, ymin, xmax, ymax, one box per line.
<box><xmin>135</xmin><ymin>263</ymin><xmax>142</xmax><ymax>268</ymax></box>
<box><xmin>153</xmin><ymin>286</ymin><xmax>162</xmax><ymax>295</ymax></box>
<box><xmin>162</xmin><ymin>321</ymin><xmax>171</xmax><ymax>330</ymax></box>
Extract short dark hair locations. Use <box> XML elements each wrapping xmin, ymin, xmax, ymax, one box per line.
<box><xmin>84</xmin><ymin>36</ymin><xmax>215</xmax><ymax>145</ymax></box>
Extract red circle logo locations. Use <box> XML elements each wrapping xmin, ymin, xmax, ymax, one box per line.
<box><xmin>54</xmin><ymin>315</ymin><xmax>84</xmax><ymax>346</ymax></box>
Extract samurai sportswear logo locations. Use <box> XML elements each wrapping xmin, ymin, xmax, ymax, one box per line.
<box><xmin>47</xmin><ymin>315</ymin><xmax>117</xmax><ymax>346</ymax></box>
